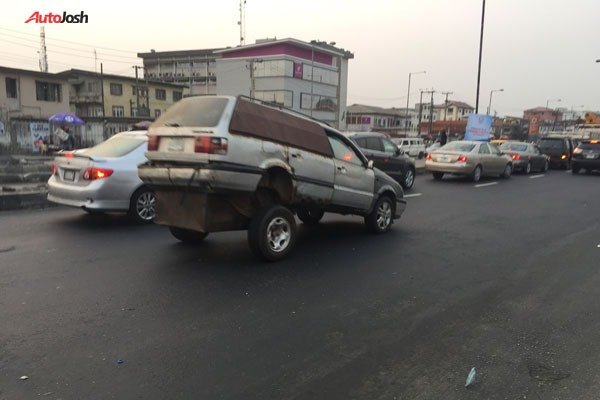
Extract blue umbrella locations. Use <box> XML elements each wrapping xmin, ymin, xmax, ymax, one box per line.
<box><xmin>48</xmin><ymin>112</ymin><xmax>85</xmax><ymax>125</ymax></box>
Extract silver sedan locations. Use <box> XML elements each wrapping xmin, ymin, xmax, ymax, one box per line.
<box><xmin>425</xmin><ymin>140</ymin><xmax>513</xmax><ymax>182</ymax></box>
<box><xmin>47</xmin><ymin>130</ymin><xmax>156</xmax><ymax>223</ymax></box>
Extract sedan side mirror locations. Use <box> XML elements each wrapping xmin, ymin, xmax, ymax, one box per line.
<box><xmin>367</xmin><ymin>160</ymin><xmax>374</xmax><ymax>169</ymax></box>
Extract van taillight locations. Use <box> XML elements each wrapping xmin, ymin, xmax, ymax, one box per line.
<box><xmin>50</xmin><ymin>163</ymin><xmax>58</xmax><ymax>176</ymax></box>
<box><xmin>148</xmin><ymin>136</ymin><xmax>160</xmax><ymax>151</ymax></box>
<box><xmin>194</xmin><ymin>136</ymin><xmax>228</xmax><ymax>154</ymax></box>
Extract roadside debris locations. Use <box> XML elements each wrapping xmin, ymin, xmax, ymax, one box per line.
<box><xmin>117</xmin><ymin>359</ymin><xmax>124</xmax><ymax>364</ymax></box>
<box><xmin>20</xmin><ymin>375</ymin><xmax>29</xmax><ymax>380</ymax></box>
<box><xmin>465</xmin><ymin>367</ymin><xmax>476</xmax><ymax>387</ymax></box>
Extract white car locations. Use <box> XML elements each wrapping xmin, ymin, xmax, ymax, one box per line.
<box><xmin>392</xmin><ymin>137</ymin><xmax>426</xmax><ymax>159</ymax></box>
<box><xmin>47</xmin><ymin>130</ymin><xmax>156</xmax><ymax>223</ymax></box>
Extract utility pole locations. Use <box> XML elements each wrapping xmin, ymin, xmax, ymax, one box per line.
<box><xmin>421</xmin><ymin>90</ymin><xmax>435</xmax><ymax>136</ymax></box>
<box><xmin>310</xmin><ymin>41</ymin><xmax>315</xmax><ymax>118</ymax></box>
<box><xmin>133</xmin><ymin>65</ymin><xmax>142</xmax><ymax>117</ymax></box>
<box><xmin>206</xmin><ymin>54</ymin><xmax>209</xmax><ymax>95</ymax></box>
<box><xmin>189</xmin><ymin>56</ymin><xmax>193</xmax><ymax>96</ymax></box>
<box><xmin>100</xmin><ymin>62</ymin><xmax>106</xmax><ymax>139</ymax></box>
<box><xmin>238</xmin><ymin>0</ymin><xmax>246</xmax><ymax>45</ymax></box>
<box><xmin>247</xmin><ymin>58</ymin><xmax>262</xmax><ymax>99</ymax></box>
<box><xmin>418</xmin><ymin>90</ymin><xmax>424</xmax><ymax>136</ymax></box>
<box><xmin>405</xmin><ymin>71</ymin><xmax>426</xmax><ymax>134</ymax></box>
<box><xmin>442</xmin><ymin>91</ymin><xmax>453</xmax><ymax>121</ymax></box>
<box><xmin>39</xmin><ymin>27</ymin><xmax>48</xmax><ymax>72</ymax></box>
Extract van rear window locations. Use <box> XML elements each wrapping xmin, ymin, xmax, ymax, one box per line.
<box><xmin>152</xmin><ymin>97</ymin><xmax>228</xmax><ymax>128</ymax></box>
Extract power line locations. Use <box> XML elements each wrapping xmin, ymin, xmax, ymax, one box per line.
<box><xmin>0</xmin><ymin>31</ymin><xmax>139</xmax><ymax>60</ymax></box>
<box><xmin>0</xmin><ymin>26</ymin><xmax>137</xmax><ymax>54</ymax></box>
<box><xmin>0</xmin><ymin>38</ymin><xmax>136</xmax><ymax>64</ymax></box>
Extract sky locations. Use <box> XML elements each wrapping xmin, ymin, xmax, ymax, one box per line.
<box><xmin>2</xmin><ymin>0</ymin><xmax>600</xmax><ymax>117</ymax></box>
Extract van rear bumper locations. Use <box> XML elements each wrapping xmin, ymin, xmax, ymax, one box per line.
<box><xmin>138</xmin><ymin>162</ymin><xmax>262</xmax><ymax>193</ymax></box>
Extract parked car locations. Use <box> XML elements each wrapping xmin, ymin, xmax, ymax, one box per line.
<box><xmin>537</xmin><ymin>136</ymin><xmax>574</xmax><ymax>169</ymax></box>
<box><xmin>47</xmin><ymin>130</ymin><xmax>156</xmax><ymax>223</ymax></box>
<box><xmin>499</xmin><ymin>141</ymin><xmax>549</xmax><ymax>174</ymax></box>
<box><xmin>425</xmin><ymin>140</ymin><xmax>513</xmax><ymax>182</ymax></box>
<box><xmin>138</xmin><ymin>96</ymin><xmax>406</xmax><ymax>261</ymax></box>
<box><xmin>349</xmin><ymin>132</ymin><xmax>416</xmax><ymax>190</ymax></box>
<box><xmin>572</xmin><ymin>140</ymin><xmax>600</xmax><ymax>174</ymax></box>
<box><xmin>391</xmin><ymin>137</ymin><xmax>426</xmax><ymax>159</ymax></box>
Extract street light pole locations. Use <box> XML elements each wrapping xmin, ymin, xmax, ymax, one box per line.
<box><xmin>487</xmin><ymin>88</ymin><xmax>503</xmax><ymax>115</ymax></box>
<box><xmin>475</xmin><ymin>0</ymin><xmax>486</xmax><ymax>114</ymax></box>
<box><xmin>405</xmin><ymin>71</ymin><xmax>426</xmax><ymax>134</ymax></box>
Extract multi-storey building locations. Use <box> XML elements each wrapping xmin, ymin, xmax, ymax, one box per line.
<box><xmin>214</xmin><ymin>38</ymin><xmax>353</xmax><ymax>129</ymax></box>
<box><xmin>345</xmin><ymin>104</ymin><xmax>409</xmax><ymax>136</ymax></box>
<box><xmin>58</xmin><ymin>69</ymin><xmax>185</xmax><ymax>120</ymax></box>
<box><xmin>137</xmin><ymin>49</ymin><xmax>222</xmax><ymax>96</ymax></box>
<box><xmin>0</xmin><ymin>66</ymin><xmax>69</xmax><ymax>119</ymax></box>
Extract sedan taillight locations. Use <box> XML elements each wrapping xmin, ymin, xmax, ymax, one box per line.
<box><xmin>456</xmin><ymin>154</ymin><xmax>468</xmax><ymax>163</ymax></box>
<box><xmin>426</xmin><ymin>153</ymin><xmax>432</xmax><ymax>160</ymax></box>
<box><xmin>50</xmin><ymin>163</ymin><xmax>58</xmax><ymax>176</ymax></box>
<box><xmin>83</xmin><ymin>167</ymin><xmax>113</xmax><ymax>180</ymax></box>
<box><xmin>511</xmin><ymin>154</ymin><xmax>521</xmax><ymax>160</ymax></box>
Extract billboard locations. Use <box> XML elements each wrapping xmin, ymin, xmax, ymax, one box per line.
<box><xmin>464</xmin><ymin>114</ymin><xmax>493</xmax><ymax>141</ymax></box>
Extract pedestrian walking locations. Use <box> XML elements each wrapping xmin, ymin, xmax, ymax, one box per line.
<box><xmin>439</xmin><ymin>129</ymin><xmax>448</xmax><ymax>146</ymax></box>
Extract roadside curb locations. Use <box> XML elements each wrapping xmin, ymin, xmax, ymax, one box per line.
<box><xmin>0</xmin><ymin>188</ymin><xmax>52</xmax><ymax>211</ymax></box>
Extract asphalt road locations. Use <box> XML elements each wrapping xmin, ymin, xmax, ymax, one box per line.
<box><xmin>1</xmin><ymin>169</ymin><xmax>599</xmax><ymax>399</ymax></box>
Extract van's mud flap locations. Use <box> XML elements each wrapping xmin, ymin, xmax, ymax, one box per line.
<box><xmin>154</xmin><ymin>190</ymin><xmax>249</xmax><ymax>233</ymax></box>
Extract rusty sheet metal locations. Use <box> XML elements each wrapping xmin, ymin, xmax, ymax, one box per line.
<box><xmin>229</xmin><ymin>98</ymin><xmax>333</xmax><ymax>158</ymax></box>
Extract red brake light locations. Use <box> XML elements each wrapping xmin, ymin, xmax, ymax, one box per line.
<box><xmin>83</xmin><ymin>167</ymin><xmax>113</xmax><ymax>180</ymax></box>
<box><xmin>64</xmin><ymin>152</ymin><xmax>74</xmax><ymax>158</ymax></box>
<box><xmin>426</xmin><ymin>153</ymin><xmax>432</xmax><ymax>160</ymax></box>
<box><xmin>456</xmin><ymin>154</ymin><xmax>468</xmax><ymax>163</ymax></box>
<box><xmin>194</xmin><ymin>136</ymin><xmax>228</xmax><ymax>154</ymax></box>
<box><xmin>148</xmin><ymin>135</ymin><xmax>160</xmax><ymax>151</ymax></box>
<box><xmin>50</xmin><ymin>163</ymin><xmax>58</xmax><ymax>176</ymax></box>
<box><xmin>511</xmin><ymin>154</ymin><xmax>521</xmax><ymax>160</ymax></box>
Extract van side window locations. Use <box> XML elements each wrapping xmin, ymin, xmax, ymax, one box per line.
<box><xmin>328</xmin><ymin>135</ymin><xmax>364</xmax><ymax>166</ymax></box>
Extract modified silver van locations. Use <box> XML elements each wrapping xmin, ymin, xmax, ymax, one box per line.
<box><xmin>138</xmin><ymin>96</ymin><xmax>406</xmax><ymax>261</ymax></box>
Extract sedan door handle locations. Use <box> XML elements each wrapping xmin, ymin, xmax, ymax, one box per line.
<box><xmin>337</xmin><ymin>166</ymin><xmax>347</xmax><ymax>174</ymax></box>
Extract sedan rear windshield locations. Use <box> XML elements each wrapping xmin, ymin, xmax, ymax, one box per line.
<box><xmin>500</xmin><ymin>143</ymin><xmax>528</xmax><ymax>152</ymax></box>
<box><xmin>538</xmin><ymin>139</ymin><xmax>566</xmax><ymax>149</ymax></box>
<box><xmin>83</xmin><ymin>136</ymin><xmax>145</xmax><ymax>158</ymax></box>
<box><xmin>152</xmin><ymin>97</ymin><xmax>228</xmax><ymax>127</ymax></box>
<box><xmin>440</xmin><ymin>142</ymin><xmax>476</xmax><ymax>152</ymax></box>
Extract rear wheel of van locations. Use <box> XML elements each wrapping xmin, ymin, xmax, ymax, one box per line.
<box><xmin>169</xmin><ymin>227</ymin><xmax>209</xmax><ymax>243</ymax></box>
<box><xmin>297</xmin><ymin>208</ymin><xmax>324</xmax><ymax>226</ymax></box>
<box><xmin>248</xmin><ymin>205</ymin><xmax>297</xmax><ymax>261</ymax></box>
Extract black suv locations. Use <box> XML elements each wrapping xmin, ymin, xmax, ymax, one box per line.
<box><xmin>537</xmin><ymin>137</ymin><xmax>574</xmax><ymax>169</ymax></box>
<box><xmin>572</xmin><ymin>140</ymin><xmax>600</xmax><ymax>174</ymax></box>
<box><xmin>349</xmin><ymin>132</ymin><xmax>416</xmax><ymax>189</ymax></box>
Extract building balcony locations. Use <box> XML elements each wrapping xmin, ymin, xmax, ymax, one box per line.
<box><xmin>70</xmin><ymin>93</ymin><xmax>102</xmax><ymax>104</ymax></box>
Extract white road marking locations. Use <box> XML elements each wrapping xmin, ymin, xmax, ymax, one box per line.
<box><xmin>474</xmin><ymin>182</ymin><xmax>498</xmax><ymax>188</ymax></box>
<box><xmin>565</xmin><ymin>170</ymin><xmax>571</xmax><ymax>173</ymax></box>
<box><xmin>404</xmin><ymin>193</ymin><xmax>423</xmax><ymax>198</ymax></box>
<box><xmin>530</xmin><ymin>174</ymin><xmax>545</xmax><ymax>179</ymax></box>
